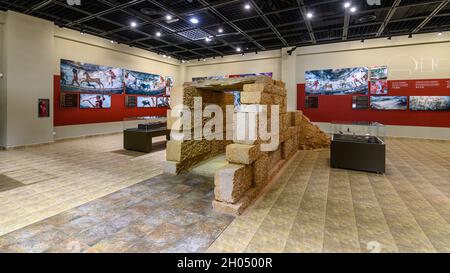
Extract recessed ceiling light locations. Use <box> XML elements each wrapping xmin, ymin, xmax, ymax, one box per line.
<box><xmin>350</xmin><ymin>7</ymin><xmax>357</xmax><ymax>13</ymax></box>
<box><xmin>190</xmin><ymin>17</ymin><xmax>199</xmax><ymax>24</ymax></box>
<box><xmin>156</xmin><ymin>31</ymin><xmax>162</xmax><ymax>37</ymax></box>
<box><xmin>130</xmin><ymin>21</ymin><xmax>137</xmax><ymax>27</ymax></box>
<box><xmin>236</xmin><ymin>47</ymin><xmax>242</xmax><ymax>52</ymax></box>
<box><xmin>344</xmin><ymin>2</ymin><xmax>351</xmax><ymax>8</ymax></box>
<box><xmin>306</xmin><ymin>12</ymin><xmax>313</xmax><ymax>19</ymax></box>
<box><xmin>205</xmin><ymin>37</ymin><xmax>212</xmax><ymax>42</ymax></box>
<box><xmin>244</xmin><ymin>4</ymin><xmax>251</xmax><ymax>10</ymax></box>
<box><xmin>218</xmin><ymin>28</ymin><xmax>223</xmax><ymax>33</ymax></box>
<box><xmin>166</xmin><ymin>14</ymin><xmax>173</xmax><ymax>20</ymax></box>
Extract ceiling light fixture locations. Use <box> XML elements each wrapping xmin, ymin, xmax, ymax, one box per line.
<box><xmin>110</xmin><ymin>40</ymin><xmax>114</xmax><ymax>44</ymax></box>
<box><xmin>163</xmin><ymin>54</ymin><xmax>167</xmax><ymax>58</ymax></box>
<box><xmin>350</xmin><ymin>7</ymin><xmax>357</xmax><ymax>13</ymax></box>
<box><xmin>236</xmin><ymin>47</ymin><xmax>242</xmax><ymax>52</ymax></box>
<box><xmin>166</xmin><ymin>15</ymin><xmax>173</xmax><ymax>21</ymax></box>
<box><xmin>218</xmin><ymin>28</ymin><xmax>224</xmax><ymax>33</ymax></box>
<box><xmin>344</xmin><ymin>2</ymin><xmax>351</xmax><ymax>8</ymax></box>
<box><xmin>408</xmin><ymin>33</ymin><xmax>413</xmax><ymax>38</ymax></box>
<box><xmin>130</xmin><ymin>21</ymin><xmax>137</xmax><ymax>28</ymax></box>
<box><xmin>156</xmin><ymin>31</ymin><xmax>162</xmax><ymax>37</ymax></box>
<box><xmin>205</xmin><ymin>37</ymin><xmax>212</xmax><ymax>42</ymax></box>
<box><xmin>306</xmin><ymin>12</ymin><xmax>313</xmax><ymax>19</ymax></box>
<box><xmin>168</xmin><ymin>56</ymin><xmax>172</xmax><ymax>59</ymax></box>
<box><xmin>190</xmin><ymin>17</ymin><xmax>199</xmax><ymax>24</ymax></box>
<box><xmin>438</xmin><ymin>31</ymin><xmax>443</xmax><ymax>36</ymax></box>
<box><xmin>244</xmin><ymin>4</ymin><xmax>251</xmax><ymax>10</ymax></box>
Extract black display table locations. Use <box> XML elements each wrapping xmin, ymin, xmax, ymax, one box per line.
<box><xmin>123</xmin><ymin>127</ymin><xmax>170</xmax><ymax>153</ymax></box>
<box><xmin>331</xmin><ymin>134</ymin><xmax>386</xmax><ymax>173</ymax></box>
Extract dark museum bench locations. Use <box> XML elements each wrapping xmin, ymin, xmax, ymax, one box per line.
<box><xmin>123</xmin><ymin>127</ymin><xmax>170</xmax><ymax>153</ymax></box>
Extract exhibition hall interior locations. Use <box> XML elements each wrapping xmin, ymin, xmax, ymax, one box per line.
<box><xmin>0</xmin><ymin>0</ymin><xmax>449</xmax><ymax>254</ymax></box>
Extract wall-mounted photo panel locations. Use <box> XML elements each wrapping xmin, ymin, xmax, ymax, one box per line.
<box><xmin>165</xmin><ymin>76</ymin><xmax>174</xmax><ymax>97</ymax></box>
<box><xmin>410</xmin><ymin>96</ymin><xmax>450</xmax><ymax>111</ymax></box>
<box><xmin>60</xmin><ymin>93</ymin><xmax>78</xmax><ymax>108</ymax></box>
<box><xmin>305</xmin><ymin>67</ymin><xmax>369</xmax><ymax>95</ymax></box>
<box><xmin>137</xmin><ymin>96</ymin><xmax>157</xmax><ymax>108</ymax></box>
<box><xmin>370</xmin><ymin>80</ymin><xmax>389</xmax><ymax>95</ymax></box>
<box><xmin>38</xmin><ymin>99</ymin><xmax>50</xmax><ymax>118</ymax></box>
<box><xmin>352</xmin><ymin>96</ymin><xmax>369</xmax><ymax>110</ymax></box>
<box><xmin>124</xmin><ymin>70</ymin><xmax>166</xmax><ymax>96</ymax></box>
<box><xmin>370</xmin><ymin>66</ymin><xmax>388</xmax><ymax>80</ymax></box>
<box><xmin>60</xmin><ymin>59</ymin><xmax>124</xmax><ymax>94</ymax></box>
<box><xmin>157</xmin><ymin>97</ymin><xmax>171</xmax><ymax>108</ymax></box>
<box><xmin>80</xmin><ymin>94</ymin><xmax>111</xmax><ymax>109</ymax></box>
<box><xmin>305</xmin><ymin>96</ymin><xmax>319</xmax><ymax>108</ymax></box>
<box><xmin>370</xmin><ymin>96</ymin><xmax>408</xmax><ymax>110</ymax></box>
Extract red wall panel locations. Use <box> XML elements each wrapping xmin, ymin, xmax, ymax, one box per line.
<box><xmin>54</xmin><ymin>75</ymin><xmax>168</xmax><ymax>126</ymax></box>
<box><xmin>297</xmin><ymin>79</ymin><xmax>450</xmax><ymax>128</ymax></box>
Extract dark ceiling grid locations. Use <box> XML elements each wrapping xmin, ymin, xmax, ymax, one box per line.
<box><xmin>0</xmin><ymin>0</ymin><xmax>449</xmax><ymax>60</ymax></box>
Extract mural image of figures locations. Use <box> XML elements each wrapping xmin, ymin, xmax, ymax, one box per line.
<box><xmin>60</xmin><ymin>59</ymin><xmax>124</xmax><ymax>94</ymax></box>
<box><xmin>124</xmin><ymin>70</ymin><xmax>166</xmax><ymax>96</ymax></box>
<box><xmin>137</xmin><ymin>96</ymin><xmax>157</xmax><ymax>108</ymax></box>
<box><xmin>370</xmin><ymin>66</ymin><xmax>388</xmax><ymax>80</ymax></box>
<box><xmin>370</xmin><ymin>96</ymin><xmax>408</xmax><ymax>110</ymax></box>
<box><xmin>157</xmin><ymin>97</ymin><xmax>170</xmax><ymax>108</ymax></box>
<box><xmin>165</xmin><ymin>76</ymin><xmax>174</xmax><ymax>96</ymax></box>
<box><xmin>228</xmin><ymin>72</ymin><xmax>273</xmax><ymax>78</ymax></box>
<box><xmin>305</xmin><ymin>67</ymin><xmax>369</xmax><ymax>95</ymax></box>
<box><xmin>80</xmin><ymin>94</ymin><xmax>111</xmax><ymax>109</ymax></box>
<box><xmin>370</xmin><ymin>80</ymin><xmax>389</xmax><ymax>95</ymax></box>
<box><xmin>410</xmin><ymin>96</ymin><xmax>450</xmax><ymax>111</ymax></box>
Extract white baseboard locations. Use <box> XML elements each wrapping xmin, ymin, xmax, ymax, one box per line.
<box><xmin>314</xmin><ymin>122</ymin><xmax>450</xmax><ymax>141</ymax></box>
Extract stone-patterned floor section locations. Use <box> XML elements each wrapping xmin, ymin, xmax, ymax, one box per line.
<box><xmin>0</xmin><ymin>174</ymin><xmax>234</xmax><ymax>253</ymax></box>
<box><xmin>0</xmin><ymin>134</ymin><xmax>166</xmax><ymax>237</ymax></box>
<box><xmin>208</xmin><ymin>138</ymin><xmax>450</xmax><ymax>253</ymax></box>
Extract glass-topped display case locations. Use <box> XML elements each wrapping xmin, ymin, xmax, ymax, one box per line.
<box><xmin>330</xmin><ymin>121</ymin><xmax>386</xmax><ymax>173</ymax></box>
<box><xmin>331</xmin><ymin>121</ymin><xmax>385</xmax><ymax>144</ymax></box>
<box><xmin>123</xmin><ymin>116</ymin><xmax>167</xmax><ymax>132</ymax></box>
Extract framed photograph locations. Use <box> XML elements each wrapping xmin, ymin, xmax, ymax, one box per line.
<box><xmin>157</xmin><ymin>97</ymin><xmax>171</xmax><ymax>108</ymax></box>
<box><xmin>305</xmin><ymin>67</ymin><xmax>369</xmax><ymax>95</ymax></box>
<box><xmin>370</xmin><ymin>80</ymin><xmax>388</xmax><ymax>95</ymax></box>
<box><xmin>137</xmin><ymin>96</ymin><xmax>157</xmax><ymax>108</ymax></box>
<box><xmin>124</xmin><ymin>70</ymin><xmax>165</xmax><ymax>96</ymax></box>
<box><xmin>370</xmin><ymin>96</ymin><xmax>408</xmax><ymax>110</ymax></box>
<box><xmin>38</xmin><ymin>99</ymin><xmax>50</xmax><ymax>118</ymax></box>
<box><xmin>370</xmin><ymin>66</ymin><xmax>388</xmax><ymax>80</ymax></box>
<box><xmin>410</xmin><ymin>96</ymin><xmax>450</xmax><ymax>111</ymax></box>
<box><xmin>80</xmin><ymin>94</ymin><xmax>111</xmax><ymax>109</ymax></box>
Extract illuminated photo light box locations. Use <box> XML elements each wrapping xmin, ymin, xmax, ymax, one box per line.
<box><xmin>137</xmin><ymin>96</ymin><xmax>157</xmax><ymax>108</ymax></box>
<box><xmin>410</xmin><ymin>96</ymin><xmax>450</xmax><ymax>111</ymax></box>
<box><xmin>305</xmin><ymin>67</ymin><xmax>369</xmax><ymax>95</ymax></box>
<box><xmin>80</xmin><ymin>94</ymin><xmax>111</xmax><ymax>109</ymax></box>
<box><xmin>370</xmin><ymin>96</ymin><xmax>408</xmax><ymax>110</ymax></box>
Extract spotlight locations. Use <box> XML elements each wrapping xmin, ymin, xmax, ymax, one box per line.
<box><xmin>156</xmin><ymin>31</ymin><xmax>162</xmax><ymax>37</ymax></box>
<box><xmin>80</xmin><ymin>30</ymin><xmax>85</xmax><ymax>35</ymax></box>
<box><xmin>166</xmin><ymin>14</ymin><xmax>173</xmax><ymax>21</ymax></box>
<box><xmin>350</xmin><ymin>7</ymin><xmax>357</xmax><ymax>13</ymax></box>
<box><xmin>438</xmin><ymin>32</ymin><xmax>443</xmax><ymax>36</ymax></box>
<box><xmin>168</xmin><ymin>56</ymin><xmax>172</xmax><ymax>59</ymax></box>
<box><xmin>344</xmin><ymin>2</ymin><xmax>351</xmax><ymax>8</ymax></box>
<box><xmin>205</xmin><ymin>37</ymin><xmax>212</xmax><ymax>42</ymax></box>
<box><xmin>244</xmin><ymin>4</ymin><xmax>251</xmax><ymax>10</ymax></box>
<box><xmin>190</xmin><ymin>17</ymin><xmax>199</xmax><ymax>24</ymax></box>
<box><xmin>387</xmin><ymin>36</ymin><xmax>392</xmax><ymax>40</ymax></box>
<box><xmin>110</xmin><ymin>40</ymin><xmax>114</xmax><ymax>44</ymax></box>
<box><xmin>361</xmin><ymin>38</ymin><xmax>365</xmax><ymax>43</ymax></box>
<box><xmin>242</xmin><ymin>52</ymin><xmax>245</xmax><ymax>56</ymax></box>
<box><xmin>218</xmin><ymin>28</ymin><xmax>224</xmax><ymax>33</ymax></box>
<box><xmin>198</xmin><ymin>58</ymin><xmax>201</xmax><ymax>62</ymax></box>
<box><xmin>306</xmin><ymin>12</ymin><xmax>313</xmax><ymax>19</ymax></box>
<box><xmin>163</xmin><ymin>54</ymin><xmax>167</xmax><ymax>58</ymax></box>
<box><xmin>203</xmin><ymin>58</ymin><xmax>207</xmax><ymax>62</ymax></box>
<box><xmin>255</xmin><ymin>50</ymin><xmax>258</xmax><ymax>54</ymax></box>
<box><xmin>182</xmin><ymin>60</ymin><xmax>186</xmax><ymax>63</ymax></box>
<box><xmin>408</xmin><ymin>33</ymin><xmax>412</xmax><ymax>38</ymax></box>
<box><xmin>236</xmin><ymin>47</ymin><xmax>242</xmax><ymax>52</ymax></box>
<box><xmin>130</xmin><ymin>21</ymin><xmax>137</xmax><ymax>28</ymax></box>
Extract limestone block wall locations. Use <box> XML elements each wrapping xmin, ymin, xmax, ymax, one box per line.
<box><xmin>164</xmin><ymin>76</ymin><xmax>330</xmax><ymax>215</ymax></box>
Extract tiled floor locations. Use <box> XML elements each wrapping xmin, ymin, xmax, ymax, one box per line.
<box><xmin>0</xmin><ymin>134</ymin><xmax>166</xmax><ymax>237</ymax></box>
<box><xmin>208</xmin><ymin>138</ymin><xmax>450</xmax><ymax>253</ymax></box>
<box><xmin>0</xmin><ymin>173</ymin><xmax>233</xmax><ymax>253</ymax></box>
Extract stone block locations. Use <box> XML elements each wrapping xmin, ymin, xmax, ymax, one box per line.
<box><xmin>241</xmin><ymin>91</ymin><xmax>272</xmax><ymax>104</ymax></box>
<box><xmin>253</xmin><ymin>153</ymin><xmax>269</xmax><ymax>188</ymax></box>
<box><xmin>243</xmin><ymin>83</ymin><xmax>266</xmax><ymax>93</ymax></box>
<box><xmin>282</xmin><ymin>137</ymin><xmax>296</xmax><ymax>159</ymax></box>
<box><xmin>166</xmin><ymin>140</ymin><xmax>211</xmax><ymax>162</ymax></box>
<box><xmin>214</xmin><ymin>164</ymin><xmax>252</xmax><ymax>204</ymax></box>
<box><xmin>269</xmin><ymin>148</ymin><xmax>282</xmax><ymax>167</ymax></box>
<box><xmin>226</xmin><ymin>144</ymin><xmax>261</xmax><ymax>165</ymax></box>
<box><xmin>163</xmin><ymin>161</ymin><xmax>183</xmax><ymax>175</ymax></box>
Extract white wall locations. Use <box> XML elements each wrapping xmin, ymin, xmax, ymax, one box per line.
<box><xmin>2</xmin><ymin>11</ymin><xmax>54</xmax><ymax>148</ymax></box>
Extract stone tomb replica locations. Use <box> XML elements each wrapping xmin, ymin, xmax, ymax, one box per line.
<box><xmin>165</xmin><ymin>76</ymin><xmax>330</xmax><ymax>215</ymax></box>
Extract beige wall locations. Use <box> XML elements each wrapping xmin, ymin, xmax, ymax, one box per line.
<box><xmin>296</xmin><ymin>32</ymin><xmax>450</xmax><ymax>82</ymax></box>
<box><xmin>0</xmin><ymin>11</ymin><xmax>5</xmax><ymax>146</ymax></box>
<box><xmin>184</xmin><ymin>50</ymin><xmax>282</xmax><ymax>82</ymax></box>
<box><xmin>2</xmin><ymin>11</ymin><xmax>54</xmax><ymax>148</ymax></box>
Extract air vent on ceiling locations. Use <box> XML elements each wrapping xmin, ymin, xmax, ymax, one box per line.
<box><xmin>358</xmin><ymin>14</ymin><xmax>377</xmax><ymax>23</ymax></box>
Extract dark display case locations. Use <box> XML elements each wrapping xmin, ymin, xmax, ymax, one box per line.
<box><xmin>330</xmin><ymin>122</ymin><xmax>386</xmax><ymax>173</ymax></box>
<box><xmin>123</xmin><ymin>117</ymin><xmax>170</xmax><ymax>153</ymax></box>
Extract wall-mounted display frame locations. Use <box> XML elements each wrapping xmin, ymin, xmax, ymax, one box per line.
<box><xmin>125</xmin><ymin>96</ymin><xmax>137</xmax><ymax>108</ymax></box>
<box><xmin>124</xmin><ymin>70</ymin><xmax>166</xmax><ymax>96</ymax></box>
<box><xmin>80</xmin><ymin>94</ymin><xmax>112</xmax><ymax>109</ymax></box>
<box><xmin>305</xmin><ymin>67</ymin><xmax>369</xmax><ymax>95</ymax></box>
<box><xmin>137</xmin><ymin>96</ymin><xmax>157</xmax><ymax>108</ymax></box>
<box><xmin>60</xmin><ymin>59</ymin><xmax>124</xmax><ymax>94</ymax></box>
<box><xmin>410</xmin><ymin>96</ymin><xmax>450</xmax><ymax>111</ymax></box>
<box><xmin>157</xmin><ymin>97</ymin><xmax>171</xmax><ymax>108</ymax></box>
<box><xmin>352</xmin><ymin>96</ymin><xmax>369</xmax><ymax>110</ymax></box>
<box><xmin>370</xmin><ymin>80</ymin><xmax>388</xmax><ymax>95</ymax></box>
<box><xmin>370</xmin><ymin>66</ymin><xmax>388</xmax><ymax>80</ymax></box>
<box><xmin>370</xmin><ymin>96</ymin><xmax>408</xmax><ymax>110</ymax></box>
<box><xmin>38</xmin><ymin>99</ymin><xmax>50</xmax><ymax>118</ymax></box>
<box><xmin>305</xmin><ymin>96</ymin><xmax>319</xmax><ymax>108</ymax></box>
<box><xmin>165</xmin><ymin>76</ymin><xmax>174</xmax><ymax>96</ymax></box>
<box><xmin>60</xmin><ymin>93</ymin><xmax>78</xmax><ymax>108</ymax></box>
